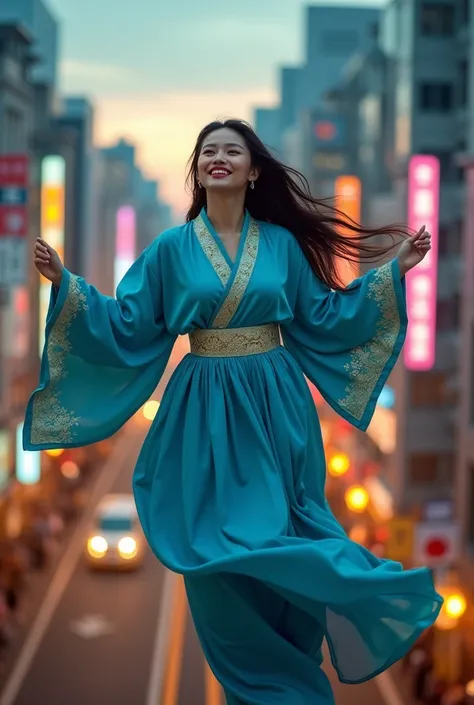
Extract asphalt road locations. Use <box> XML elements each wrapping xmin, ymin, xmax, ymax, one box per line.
<box><xmin>0</xmin><ymin>417</ymin><xmax>398</xmax><ymax>705</ymax></box>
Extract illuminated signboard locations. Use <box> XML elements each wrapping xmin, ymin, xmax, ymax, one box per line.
<box><xmin>313</xmin><ymin>153</ymin><xmax>346</xmax><ymax>172</ymax></box>
<box><xmin>114</xmin><ymin>206</ymin><xmax>136</xmax><ymax>290</ymax></box>
<box><xmin>334</xmin><ymin>175</ymin><xmax>361</xmax><ymax>285</ymax></box>
<box><xmin>39</xmin><ymin>155</ymin><xmax>66</xmax><ymax>356</ymax></box>
<box><xmin>0</xmin><ymin>430</ymin><xmax>10</xmax><ymax>490</ymax></box>
<box><xmin>405</xmin><ymin>155</ymin><xmax>440</xmax><ymax>370</ymax></box>
<box><xmin>15</xmin><ymin>423</ymin><xmax>40</xmax><ymax>485</ymax></box>
<box><xmin>312</xmin><ymin>114</ymin><xmax>345</xmax><ymax>147</ymax></box>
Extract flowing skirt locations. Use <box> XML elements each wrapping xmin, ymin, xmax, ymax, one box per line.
<box><xmin>133</xmin><ymin>346</ymin><xmax>442</xmax><ymax>704</ymax></box>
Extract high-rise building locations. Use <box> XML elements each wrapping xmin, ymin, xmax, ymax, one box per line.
<box><xmin>456</xmin><ymin>0</ymin><xmax>474</xmax><ymax>589</ymax></box>
<box><xmin>254</xmin><ymin>108</ymin><xmax>281</xmax><ymax>155</ymax></box>
<box><xmin>301</xmin><ymin>5</ymin><xmax>380</xmax><ymax>113</ymax></box>
<box><xmin>254</xmin><ymin>5</ymin><xmax>382</xmax><ymax>176</ymax></box>
<box><xmin>0</xmin><ymin>0</ymin><xmax>58</xmax><ymax>86</ymax></box>
<box><xmin>374</xmin><ymin>0</ymin><xmax>462</xmax><ymax>515</ymax></box>
<box><xmin>55</xmin><ymin>97</ymin><xmax>95</xmax><ymax>276</ymax></box>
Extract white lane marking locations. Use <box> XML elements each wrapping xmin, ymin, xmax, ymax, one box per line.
<box><xmin>0</xmin><ymin>429</ymin><xmax>142</xmax><ymax>705</ymax></box>
<box><xmin>376</xmin><ymin>671</ymin><xmax>405</xmax><ymax>705</ymax></box>
<box><xmin>69</xmin><ymin>614</ymin><xmax>116</xmax><ymax>640</ymax></box>
<box><xmin>145</xmin><ymin>569</ymin><xmax>178</xmax><ymax>705</ymax></box>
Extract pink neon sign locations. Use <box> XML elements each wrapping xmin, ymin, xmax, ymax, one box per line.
<box><xmin>116</xmin><ymin>205</ymin><xmax>136</xmax><ymax>258</ymax></box>
<box><xmin>405</xmin><ymin>155</ymin><xmax>440</xmax><ymax>370</ymax></box>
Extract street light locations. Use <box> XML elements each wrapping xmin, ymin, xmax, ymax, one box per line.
<box><xmin>328</xmin><ymin>452</ymin><xmax>350</xmax><ymax>477</ymax></box>
<box><xmin>344</xmin><ymin>485</ymin><xmax>369</xmax><ymax>513</ymax></box>
<box><xmin>444</xmin><ymin>592</ymin><xmax>467</xmax><ymax>621</ymax></box>
<box><xmin>435</xmin><ymin>586</ymin><xmax>467</xmax><ymax>630</ymax></box>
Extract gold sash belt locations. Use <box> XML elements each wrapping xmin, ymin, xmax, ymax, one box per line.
<box><xmin>189</xmin><ymin>324</ymin><xmax>280</xmax><ymax>358</ymax></box>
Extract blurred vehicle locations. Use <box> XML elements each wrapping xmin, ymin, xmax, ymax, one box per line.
<box><xmin>85</xmin><ymin>494</ymin><xmax>145</xmax><ymax>570</ymax></box>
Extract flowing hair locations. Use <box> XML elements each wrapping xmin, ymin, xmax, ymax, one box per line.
<box><xmin>185</xmin><ymin>119</ymin><xmax>409</xmax><ymax>290</ymax></box>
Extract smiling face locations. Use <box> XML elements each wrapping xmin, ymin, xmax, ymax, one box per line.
<box><xmin>197</xmin><ymin>127</ymin><xmax>259</xmax><ymax>193</ymax></box>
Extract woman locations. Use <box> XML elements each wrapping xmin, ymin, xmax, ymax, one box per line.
<box><xmin>26</xmin><ymin>119</ymin><xmax>442</xmax><ymax>704</ymax></box>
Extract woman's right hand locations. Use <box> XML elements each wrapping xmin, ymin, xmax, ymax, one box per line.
<box><xmin>34</xmin><ymin>237</ymin><xmax>64</xmax><ymax>287</ymax></box>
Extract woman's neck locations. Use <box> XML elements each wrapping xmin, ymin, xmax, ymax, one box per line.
<box><xmin>206</xmin><ymin>193</ymin><xmax>246</xmax><ymax>234</ymax></box>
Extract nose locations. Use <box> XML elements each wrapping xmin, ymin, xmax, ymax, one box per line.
<box><xmin>212</xmin><ymin>151</ymin><xmax>227</xmax><ymax>164</ymax></box>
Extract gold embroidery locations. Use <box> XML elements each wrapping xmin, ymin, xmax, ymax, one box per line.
<box><xmin>30</xmin><ymin>274</ymin><xmax>88</xmax><ymax>445</ymax></box>
<box><xmin>189</xmin><ymin>324</ymin><xmax>280</xmax><ymax>357</ymax></box>
<box><xmin>337</xmin><ymin>262</ymin><xmax>400</xmax><ymax>421</ymax></box>
<box><xmin>213</xmin><ymin>218</ymin><xmax>260</xmax><ymax>328</ymax></box>
<box><xmin>193</xmin><ymin>213</ymin><xmax>231</xmax><ymax>286</ymax></box>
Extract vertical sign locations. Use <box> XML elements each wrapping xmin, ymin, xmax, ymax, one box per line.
<box><xmin>114</xmin><ymin>206</ymin><xmax>136</xmax><ymax>290</ymax></box>
<box><xmin>334</xmin><ymin>175</ymin><xmax>362</xmax><ymax>286</ymax></box>
<box><xmin>405</xmin><ymin>155</ymin><xmax>440</xmax><ymax>370</ymax></box>
<box><xmin>16</xmin><ymin>422</ymin><xmax>40</xmax><ymax>485</ymax></box>
<box><xmin>39</xmin><ymin>155</ymin><xmax>66</xmax><ymax>356</ymax></box>
<box><xmin>0</xmin><ymin>154</ymin><xmax>29</xmax><ymax>286</ymax></box>
<box><xmin>0</xmin><ymin>429</ymin><xmax>10</xmax><ymax>490</ymax></box>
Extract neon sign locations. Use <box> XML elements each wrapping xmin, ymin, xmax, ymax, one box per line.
<box><xmin>405</xmin><ymin>155</ymin><xmax>440</xmax><ymax>370</ymax></box>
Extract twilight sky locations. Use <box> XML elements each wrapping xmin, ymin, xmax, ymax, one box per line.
<box><xmin>47</xmin><ymin>0</ymin><xmax>386</xmax><ymax>217</ymax></box>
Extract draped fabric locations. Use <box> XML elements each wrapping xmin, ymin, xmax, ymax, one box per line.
<box><xmin>24</xmin><ymin>208</ymin><xmax>442</xmax><ymax>704</ymax></box>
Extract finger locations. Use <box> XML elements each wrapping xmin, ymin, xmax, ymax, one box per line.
<box><xmin>34</xmin><ymin>246</ymin><xmax>50</xmax><ymax>259</ymax></box>
<box><xmin>36</xmin><ymin>237</ymin><xmax>54</xmax><ymax>254</ymax></box>
<box><xmin>411</xmin><ymin>225</ymin><xmax>426</xmax><ymax>242</ymax></box>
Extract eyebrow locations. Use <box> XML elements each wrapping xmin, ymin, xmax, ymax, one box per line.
<box><xmin>201</xmin><ymin>142</ymin><xmax>244</xmax><ymax>150</ymax></box>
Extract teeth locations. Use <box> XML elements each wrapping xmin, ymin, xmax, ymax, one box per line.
<box><xmin>211</xmin><ymin>170</ymin><xmax>230</xmax><ymax>176</ymax></box>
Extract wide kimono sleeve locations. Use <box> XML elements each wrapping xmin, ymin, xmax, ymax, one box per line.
<box><xmin>23</xmin><ymin>240</ymin><xmax>177</xmax><ymax>450</ymax></box>
<box><xmin>281</xmin><ymin>244</ymin><xmax>407</xmax><ymax>431</ymax></box>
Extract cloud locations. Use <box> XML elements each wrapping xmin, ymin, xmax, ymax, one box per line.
<box><xmin>60</xmin><ymin>59</ymin><xmax>135</xmax><ymax>82</ymax></box>
<box><xmin>93</xmin><ymin>87</ymin><xmax>278</xmax><ymax>219</ymax></box>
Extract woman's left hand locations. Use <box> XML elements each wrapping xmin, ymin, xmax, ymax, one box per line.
<box><xmin>397</xmin><ymin>225</ymin><xmax>432</xmax><ymax>277</ymax></box>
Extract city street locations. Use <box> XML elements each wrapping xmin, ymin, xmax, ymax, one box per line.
<box><xmin>0</xmin><ymin>419</ymin><xmax>403</xmax><ymax>705</ymax></box>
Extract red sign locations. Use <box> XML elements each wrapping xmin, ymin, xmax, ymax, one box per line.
<box><xmin>314</xmin><ymin>121</ymin><xmax>336</xmax><ymax>141</ymax></box>
<box><xmin>0</xmin><ymin>155</ymin><xmax>29</xmax><ymax>242</ymax></box>
<box><xmin>425</xmin><ymin>537</ymin><xmax>449</xmax><ymax>558</ymax></box>
<box><xmin>0</xmin><ymin>155</ymin><xmax>28</xmax><ymax>187</ymax></box>
<box><xmin>0</xmin><ymin>206</ymin><xmax>27</xmax><ymax>237</ymax></box>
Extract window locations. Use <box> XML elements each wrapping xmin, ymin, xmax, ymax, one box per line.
<box><xmin>436</xmin><ymin>295</ymin><xmax>460</xmax><ymax>332</ymax></box>
<box><xmin>409</xmin><ymin>454</ymin><xmax>438</xmax><ymax>483</ymax></box>
<box><xmin>468</xmin><ymin>464</ymin><xmax>474</xmax><ymax>546</ymax></box>
<box><xmin>419</xmin><ymin>82</ymin><xmax>453</xmax><ymax>111</ymax></box>
<box><xmin>409</xmin><ymin>453</ymin><xmax>455</xmax><ymax>485</ymax></box>
<box><xmin>321</xmin><ymin>31</ymin><xmax>358</xmax><ymax>56</ymax></box>
<box><xmin>410</xmin><ymin>372</ymin><xmax>447</xmax><ymax>407</ymax></box>
<box><xmin>470</xmin><ymin>325</ymin><xmax>474</xmax><ymax>426</ymax></box>
<box><xmin>420</xmin><ymin>2</ymin><xmax>454</xmax><ymax>36</ymax></box>
<box><xmin>99</xmin><ymin>517</ymin><xmax>133</xmax><ymax>532</ymax></box>
<box><xmin>459</xmin><ymin>60</ymin><xmax>468</xmax><ymax>108</ymax></box>
<box><xmin>4</xmin><ymin>108</ymin><xmax>25</xmax><ymax>152</ymax></box>
<box><xmin>417</xmin><ymin>149</ymin><xmax>454</xmax><ymax>180</ymax></box>
<box><xmin>438</xmin><ymin>224</ymin><xmax>462</xmax><ymax>256</ymax></box>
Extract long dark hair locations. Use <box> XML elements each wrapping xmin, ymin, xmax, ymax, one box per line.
<box><xmin>186</xmin><ymin>119</ymin><xmax>409</xmax><ymax>290</ymax></box>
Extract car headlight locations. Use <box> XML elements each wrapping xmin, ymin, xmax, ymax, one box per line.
<box><xmin>118</xmin><ymin>536</ymin><xmax>138</xmax><ymax>559</ymax></box>
<box><xmin>88</xmin><ymin>535</ymin><xmax>108</xmax><ymax>558</ymax></box>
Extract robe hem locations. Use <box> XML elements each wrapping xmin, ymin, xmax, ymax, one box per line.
<box><xmin>23</xmin><ymin>269</ymin><xmax>72</xmax><ymax>450</ymax></box>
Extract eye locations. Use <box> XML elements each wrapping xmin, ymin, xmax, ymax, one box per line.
<box><xmin>228</xmin><ymin>150</ymin><xmax>240</xmax><ymax>155</ymax></box>
<box><xmin>202</xmin><ymin>149</ymin><xmax>214</xmax><ymax>156</ymax></box>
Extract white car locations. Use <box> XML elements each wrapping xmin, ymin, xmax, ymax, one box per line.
<box><xmin>85</xmin><ymin>493</ymin><xmax>145</xmax><ymax>570</ymax></box>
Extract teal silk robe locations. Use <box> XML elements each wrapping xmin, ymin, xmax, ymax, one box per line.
<box><xmin>24</xmin><ymin>209</ymin><xmax>442</xmax><ymax>704</ymax></box>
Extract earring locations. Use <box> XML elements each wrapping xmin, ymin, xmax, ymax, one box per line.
<box><xmin>249</xmin><ymin>180</ymin><xmax>255</xmax><ymax>190</ymax></box>
<box><xmin>197</xmin><ymin>179</ymin><xmax>202</xmax><ymax>188</ymax></box>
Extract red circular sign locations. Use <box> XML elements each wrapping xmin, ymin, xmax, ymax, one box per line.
<box><xmin>314</xmin><ymin>121</ymin><xmax>336</xmax><ymax>141</ymax></box>
<box><xmin>424</xmin><ymin>537</ymin><xmax>449</xmax><ymax>557</ymax></box>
